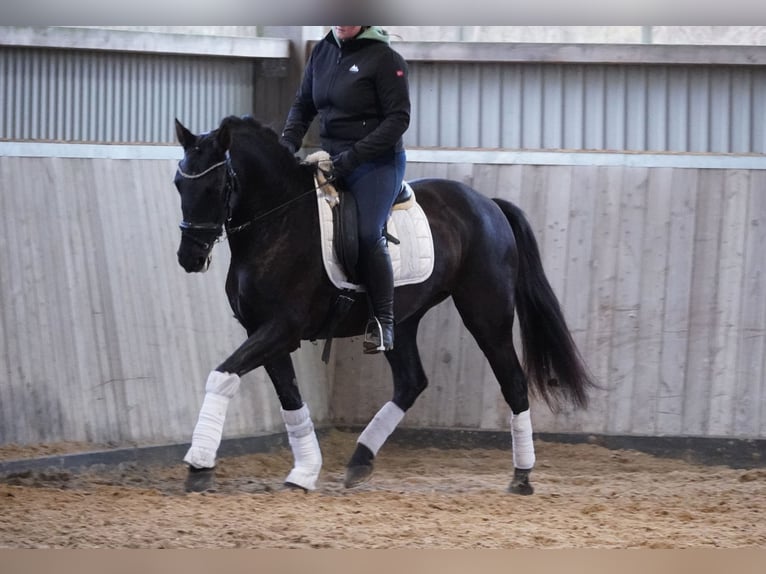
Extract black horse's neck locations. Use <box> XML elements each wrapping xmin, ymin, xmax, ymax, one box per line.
<box><xmin>223</xmin><ymin>118</ymin><xmax>316</xmax><ymax>237</ymax></box>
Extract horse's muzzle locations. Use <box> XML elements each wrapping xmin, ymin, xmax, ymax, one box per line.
<box><xmin>177</xmin><ymin>243</ymin><xmax>213</xmax><ymax>273</ymax></box>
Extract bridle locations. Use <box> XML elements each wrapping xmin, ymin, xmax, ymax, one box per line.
<box><xmin>176</xmin><ymin>156</ymin><xmax>238</xmax><ymax>250</ymax></box>
<box><xmin>176</xmin><ymin>154</ymin><xmax>332</xmax><ymax>249</ymax></box>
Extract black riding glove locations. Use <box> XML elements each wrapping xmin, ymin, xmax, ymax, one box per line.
<box><xmin>279</xmin><ymin>137</ymin><xmax>297</xmax><ymax>155</ymax></box>
<box><xmin>330</xmin><ymin>152</ymin><xmax>355</xmax><ymax>179</ymax></box>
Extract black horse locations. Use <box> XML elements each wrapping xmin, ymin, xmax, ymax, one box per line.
<box><xmin>173</xmin><ymin>115</ymin><xmax>595</xmax><ymax>495</ymax></box>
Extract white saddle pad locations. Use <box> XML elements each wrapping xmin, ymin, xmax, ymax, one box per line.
<box><xmin>313</xmin><ymin>174</ymin><xmax>435</xmax><ymax>292</ymax></box>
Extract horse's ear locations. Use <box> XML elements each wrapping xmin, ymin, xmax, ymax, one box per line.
<box><xmin>175</xmin><ymin>118</ymin><xmax>195</xmax><ymax>149</ymax></box>
<box><xmin>216</xmin><ymin>118</ymin><xmax>232</xmax><ymax>152</ymax></box>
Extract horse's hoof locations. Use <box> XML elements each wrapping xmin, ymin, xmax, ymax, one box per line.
<box><xmin>344</xmin><ymin>464</ymin><xmax>374</xmax><ymax>488</ymax></box>
<box><xmin>508</xmin><ymin>468</ymin><xmax>534</xmax><ymax>495</ymax></box>
<box><xmin>185</xmin><ymin>466</ymin><xmax>216</xmax><ymax>493</ymax></box>
<box><xmin>508</xmin><ymin>481</ymin><xmax>534</xmax><ymax>495</ymax></box>
<box><xmin>283</xmin><ymin>481</ymin><xmax>309</xmax><ymax>493</ymax></box>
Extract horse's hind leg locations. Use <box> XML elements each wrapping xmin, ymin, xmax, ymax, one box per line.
<box><xmin>345</xmin><ymin>315</ymin><xmax>428</xmax><ymax>488</ymax></box>
<box><xmin>452</xmin><ymin>295</ymin><xmax>535</xmax><ymax>495</ymax></box>
<box><xmin>482</xmin><ymin>343</ymin><xmax>536</xmax><ymax>495</ymax></box>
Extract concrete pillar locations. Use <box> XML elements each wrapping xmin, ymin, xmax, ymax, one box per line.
<box><xmin>254</xmin><ymin>27</ymin><xmax>325</xmax><ymax>144</ymax></box>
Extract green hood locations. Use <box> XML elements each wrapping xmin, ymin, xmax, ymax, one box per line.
<box><xmin>332</xmin><ymin>26</ymin><xmax>391</xmax><ymax>47</ymax></box>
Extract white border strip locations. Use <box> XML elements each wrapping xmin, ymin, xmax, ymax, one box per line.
<box><xmin>395</xmin><ymin>41</ymin><xmax>766</xmax><ymax>67</ymax></box>
<box><xmin>407</xmin><ymin>148</ymin><xmax>766</xmax><ymax>170</ymax></box>
<box><xmin>0</xmin><ymin>142</ymin><xmax>182</xmax><ymax>160</ymax></box>
<box><xmin>2</xmin><ymin>142</ymin><xmax>765</xmax><ymax>170</ymax></box>
<box><xmin>0</xmin><ymin>26</ymin><xmax>290</xmax><ymax>60</ymax></box>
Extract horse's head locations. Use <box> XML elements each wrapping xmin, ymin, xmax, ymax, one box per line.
<box><xmin>173</xmin><ymin>118</ymin><xmax>234</xmax><ymax>273</ymax></box>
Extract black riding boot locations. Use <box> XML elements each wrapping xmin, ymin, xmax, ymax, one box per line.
<box><xmin>363</xmin><ymin>237</ymin><xmax>395</xmax><ymax>354</ymax></box>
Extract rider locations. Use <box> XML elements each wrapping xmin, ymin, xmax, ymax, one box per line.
<box><xmin>279</xmin><ymin>26</ymin><xmax>411</xmax><ymax>354</ymax></box>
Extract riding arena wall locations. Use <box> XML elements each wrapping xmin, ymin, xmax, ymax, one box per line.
<box><xmin>1</xmin><ymin>27</ymin><xmax>765</xmax><ymax>459</ymax></box>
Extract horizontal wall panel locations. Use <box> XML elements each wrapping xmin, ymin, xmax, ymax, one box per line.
<box><xmin>0</xmin><ymin>156</ymin><xmax>331</xmax><ymax>447</ymax></box>
<box><xmin>332</xmin><ymin>159</ymin><xmax>766</xmax><ymax>442</ymax></box>
<box><xmin>1</xmin><ymin>152</ymin><xmax>764</xmax><ymax>446</ymax></box>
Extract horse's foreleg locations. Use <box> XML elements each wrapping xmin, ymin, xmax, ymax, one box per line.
<box><xmin>265</xmin><ymin>355</ymin><xmax>322</xmax><ymax>491</ymax></box>
<box><xmin>345</xmin><ymin>318</ymin><xmax>427</xmax><ymax>488</ymax></box>
<box><xmin>183</xmin><ymin>370</ymin><xmax>241</xmax><ymax>492</ymax></box>
<box><xmin>280</xmin><ymin>404</ymin><xmax>322</xmax><ymax>491</ymax></box>
<box><xmin>183</xmin><ymin>326</ymin><xmax>310</xmax><ymax>492</ymax></box>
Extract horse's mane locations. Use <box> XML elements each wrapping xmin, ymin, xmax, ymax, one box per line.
<box><xmin>218</xmin><ymin>115</ymin><xmax>310</xmax><ymax>188</ymax></box>
<box><xmin>219</xmin><ymin>115</ymin><xmax>287</xmax><ymax>157</ymax></box>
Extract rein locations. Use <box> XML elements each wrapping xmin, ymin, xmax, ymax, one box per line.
<box><xmin>225</xmin><ymin>186</ymin><xmax>320</xmax><ymax>235</ymax></box>
<box><xmin>176</xmin><ymin>156</ymin><xmax>332</xmax><ymax>245</ymax></box>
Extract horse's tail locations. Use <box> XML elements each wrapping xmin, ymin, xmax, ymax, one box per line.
<box><xmin>492</xmin><ymin>197</ymin><xmax>596</xmax><ymax>410</ymax></box>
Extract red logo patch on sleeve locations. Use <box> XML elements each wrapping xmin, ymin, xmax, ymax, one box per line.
<box><xmin>396</xmin><ymin>70</ymin><xmax>404</xmax><ymax>77</ymax></box>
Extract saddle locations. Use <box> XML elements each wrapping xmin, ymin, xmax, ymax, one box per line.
<box><xmin>331</xmin><ymin>181</ymin><xmax>413</xmax><ymax>283</ymax></box>
<box><xmin>309</xmin><ymin>151</ymin><xmax>414</xmax><ymax>283</ymax></box>
<box><xmin>305</xmin><ymin>151</ymin><xmax>432</xmax><ymax>362</ymax></box>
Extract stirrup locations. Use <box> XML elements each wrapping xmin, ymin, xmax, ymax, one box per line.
<box><xmin>363</xmin><ymin>317</ymin><xmax>385</xmax><ymax>353</ymax></box>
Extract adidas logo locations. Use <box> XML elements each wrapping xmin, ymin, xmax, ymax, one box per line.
<box><xmin>349</xmin><ymin>64</ymin><xmax>359</xmax><ymax>73</ymax></box>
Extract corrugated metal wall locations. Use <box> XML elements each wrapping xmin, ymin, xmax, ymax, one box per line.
<box><xmin>406</xmin><ymin>62</ymin><xmax>766</xmax><ymax>154</ymax></box>
<box><xmin>0</xmin><ymin>47</ymin><xmax>256</xmax><ymax>143</ymax></box>
<box><xmin>0</xmin><ymin>156</ymin><xmax>332</xmax><ymax>446</ymax></box>
<box><xmin>332</xmin><ymin>160</ymin><xmax>766</xmax><ymax>440</ymax></box>
<box><xmin>5</xmin><ymin>44</ymin><xmax>766</xmax><ymax>155</ymax></box>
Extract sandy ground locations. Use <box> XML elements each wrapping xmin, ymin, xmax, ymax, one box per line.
<box><xmin>0</xmin><ymin>430</ymin><xmax>764</xmax><ymax>549</ymax></box>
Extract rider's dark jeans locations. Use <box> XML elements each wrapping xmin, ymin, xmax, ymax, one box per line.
<box><xmin>343</xmin><ymin>150</ymin><xmax>407</xmax><ymax>253</ymax></box>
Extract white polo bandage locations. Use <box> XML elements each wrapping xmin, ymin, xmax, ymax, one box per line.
<box><xmin>183</xmin><ymin>371</ymin><xmax>241</xmax><ymax>469</ymax></box>
<box><xmin>281</xmin><ymin>404</ymin><xmax>322</xmax><ymax>490</ymax></box>
<box><xmin>511</xmin><ymin>409</ymin><xmax>535</xmax><ymax>469</ymax></box>
<box><xmin>358</xmin><ymin>401</ymin><xmax>405</xmax><ymax>456</ymax></box>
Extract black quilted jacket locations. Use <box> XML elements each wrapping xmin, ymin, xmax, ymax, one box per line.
<box><xmin>280</xmin><ymin>27</ymin><xmax>411</xmax><ymax>174</ymax></box>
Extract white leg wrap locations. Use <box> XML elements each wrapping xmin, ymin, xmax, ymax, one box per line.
<box><xmin>358</xmin><ymin>401</ymin><xmax>405</xmax><ymax>456</ymax></box>
<box><xmin>281</xmin><ymin>404</ymin><xmax>322</xmax><ymax>490</ymax></box>
<box><xmin>183</xmin><ymin>371</ymin><xmax>241</xmax><ymax>469</ymax></box>
<box><xmin>511</xmin><ymin>409</ymin><xmax>536</xmax><ymax>469</ymax></box>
